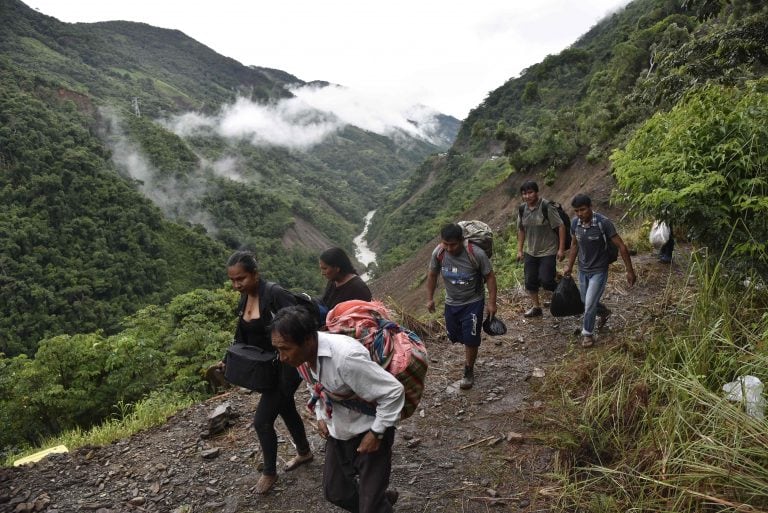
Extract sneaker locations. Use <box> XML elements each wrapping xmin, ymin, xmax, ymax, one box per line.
<box><xmin>523</xmin><ymin>307</ymin><xmax>543</xmax><ymax>318</ymax></box>
<box><xmin>597</xmin><ymin>309</ymin><xmax>612</xmax><ymax>329</ymax></box>
<box><xmin>459</xmin><ymin>366</ymin><xmax>474</xmax><ymax>390</ymax></box>
<box><xmin>385</xmin><ymin>489</ymin><xmax>399</xmax><ymax>506</ymax></box>
<box><xmin>580</xmin><ymin>335</ymin><xmax>594</xmax><ymax>348</ymax></box>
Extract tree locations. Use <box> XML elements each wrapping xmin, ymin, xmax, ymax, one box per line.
<box><xmin>611</xmin><ymin>79</ymin><xmax>768</xmax><ymax>272</ymax></box>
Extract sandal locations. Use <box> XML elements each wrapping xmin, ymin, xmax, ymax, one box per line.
<box><xmin>284</xmin><ymin>452</ymin><xmax>314</xmax><ymax>472</ymax></box>
<box><xmin>255</xmin><ymin>474</ymin><xmax>277</xmax><ymax>494</ymax></box>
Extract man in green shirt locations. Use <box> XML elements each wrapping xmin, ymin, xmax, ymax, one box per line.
<box><xmin>517</xmin><ymin>181</ymin><xmax>566</xmax><ymax>317</ymax></box>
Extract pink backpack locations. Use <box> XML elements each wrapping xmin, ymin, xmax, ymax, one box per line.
<box><xmin>297</xmin><ymin>300</ymin><xmax>428</xmax><ymax>420</ymax></box>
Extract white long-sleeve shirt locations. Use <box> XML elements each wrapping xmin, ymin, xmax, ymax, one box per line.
<box><xmin>310</xmin><ymin>332</ymin><xmax>405</xmax><ymax>440</ymax></box>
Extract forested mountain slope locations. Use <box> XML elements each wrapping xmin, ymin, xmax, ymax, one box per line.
<box><xmin>368</xmin><ymin>0</ymin><xmax>768</xmax><ymax>275</ymax></box>
<box><xmin>0</xmin><ymin>0</ymin><xmax>458</xmax><ymax>356</ymax></box>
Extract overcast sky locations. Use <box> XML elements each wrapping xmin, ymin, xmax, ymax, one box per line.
<box><xmin>28</xmin><ymin>0</ymin><xmax>630</xmax><ymax>119</ymax></box>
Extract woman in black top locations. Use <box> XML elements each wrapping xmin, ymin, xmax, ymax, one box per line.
<box><xmin>225</xmin><ymin>251</ymin><xmax>313</xmax><ymax>494</ymax></box>
<box><xmin>319</xmin><ymin>247</ymin><xmax>372</xmax><ymax>309</ymax></box>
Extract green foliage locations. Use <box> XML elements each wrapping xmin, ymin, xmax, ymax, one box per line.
<box><xmin>0</xmin><ymin>286</ymin><xmax>237</xmax><ymax>453</ymax></box>
<box><xmin>488</xmin><ymin>225</ymin><xmax>524</xmax><ymax>290</ymax></box>
<box><xmin>0</xmin><ymin>66</ymin><xmax>228</xmax><ymax>356</ymax></box>
<box><xmin>375</xmin><ymin>0</ymin><xmax>768</xmax><ymax>273</ymax></box>
<box><xmin>612</xmin><ymin>80</ymin><xmax>768</xmax><ymax>272</ymax></box>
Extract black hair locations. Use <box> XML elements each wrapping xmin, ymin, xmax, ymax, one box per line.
<box><xmin>271</xmin><ymin>305</ymin><xmax>318</xmax><ymax>346</ymax></box>
<box><xmin>226</xmin><ymin>250</ymin><xmax>259</xmax><ymax>273</ymax></box>
<box><xmin>320</xmin><ymin>247</ymin><xmax>357</xmax><ymax>275</ymax></box>
<box><xmin>571</xmin><ymin>194</ymin><xmax>592</xmax><ymax>208</ymax></box>
<box><xmin>520</xmin><ymin>180</ymin><xmax>539</xmax><ymax>193</ymax></box>
<box><xmin>440</xmin><ymin>223</ymin><xmax>463</xmax><ymax>242</ymax></box>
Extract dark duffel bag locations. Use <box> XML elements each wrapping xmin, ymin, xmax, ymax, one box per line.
<box><xmin>224</xmin><ymin>342</ymin><xmax>279</xmax><ymax>392</ymax></box>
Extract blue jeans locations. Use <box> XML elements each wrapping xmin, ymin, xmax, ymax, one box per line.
<box><xmin>578</xmin><ymin>270</ymin><xmax>608</xmax><ymax>336</ymax></box>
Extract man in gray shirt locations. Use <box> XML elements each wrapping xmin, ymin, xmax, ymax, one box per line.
<box><xmin>426</xmin><ymin>223</ymin><xmax>497</xmax><ymax>389</ymax></box>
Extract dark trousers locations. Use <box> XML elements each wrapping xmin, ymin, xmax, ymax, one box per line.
<box><xmin>659</xmin><ymin>235</ymin><xmax>675</xmax><ymax>261</ymax></box>
<box><xmin>323</xmin><ymin>428</ymin><xmax>395</xmax><ymax>513</ymax></box>
<box><xmin>253</xmin><ymin>365</ymin><xmax>310</xmax><ymax>475</ymax></box>
<box><xmin>523</xmin><ymin>253</ymin><xmax>557</xmax><ymax>292</ymax></box>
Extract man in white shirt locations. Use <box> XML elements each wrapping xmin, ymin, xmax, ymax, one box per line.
<box><xmin>271</xmin><ymin>306</ymin><xmax>405</xmax><ymax>513</ymax></box>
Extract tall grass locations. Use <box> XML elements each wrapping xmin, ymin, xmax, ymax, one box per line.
<box><xmin>554</xmin><ymin>250</ymin><xmax>768</xmax><ymax>512</ymax></box>
<box><xmin>4</xmin><ymin>389</ymin><xmax>194</xmax><ymax>467</ymax></box>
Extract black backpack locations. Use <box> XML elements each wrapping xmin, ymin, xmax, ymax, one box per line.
<box><xmin>519</xmin><ymin>200</ymin><xmax>572</xmax><ymax>250</ymax></box>
<box><xmin>239</xmin><ymin>282</ymin><xmax>330</xmax><ymax>329</ymax></box>
<box><xmin>268</xmin><ymin>284</ymin><xmax>329</xmax><ymax>329</ymax></box>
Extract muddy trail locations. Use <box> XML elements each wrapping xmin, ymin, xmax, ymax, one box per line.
<box><xmin>1</xmin><ymin>251</ymin><xmax>686</xmax><ymax>513</ymax></box>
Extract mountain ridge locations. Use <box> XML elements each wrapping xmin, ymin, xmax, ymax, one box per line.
<box><xmin>0</xmin><ymin>0</ymin><xmax>459</xmax><ymax>355</ymax></box>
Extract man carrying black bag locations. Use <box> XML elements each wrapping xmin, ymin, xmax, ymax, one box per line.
<box><xmin>563</xmin><ymin>195</ymin><xmax>636</xmax><ymax>348</ymax></box>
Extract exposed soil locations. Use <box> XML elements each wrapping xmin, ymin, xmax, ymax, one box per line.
<box><xmin>1</xmin><ymin>248</ymin><xmax>687</xmax><ymax>513</ymax></box>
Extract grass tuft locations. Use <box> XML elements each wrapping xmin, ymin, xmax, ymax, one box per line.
<box><xmin>4</xmin><ymin>390</ymin><xmax>193</xmax><ymax>467</ymax></box>
<box><xmin>550</xmin><ymin>250</ymin><xmax>768</xmax><ymax>512</ymax></box>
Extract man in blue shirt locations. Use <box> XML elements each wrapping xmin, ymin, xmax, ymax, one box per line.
<box><xmin>563</xmin><ymin>194</ymin><xmax>636</xmax><ymax>347</ymax></box>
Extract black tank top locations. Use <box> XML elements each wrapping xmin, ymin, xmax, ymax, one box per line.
<box><xmin>239</xmin><ymin>316</ymin><xmax>271</xmax><ymax>352</ymax></box>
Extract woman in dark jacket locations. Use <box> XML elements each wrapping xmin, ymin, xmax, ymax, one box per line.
<box><xmin>319</xmin><ymin>247</ymin><xmax>372</xmax><ymax>309</ymax></box>
<box><xmin>225</xmin><ymin>251</ymin><xmax>313</xmax><ymax>494</ymax></box>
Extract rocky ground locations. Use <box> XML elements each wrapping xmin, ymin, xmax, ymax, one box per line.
<box><xmin>1</xmin><ymin>251</ymin><xmax>686</xmax><ymax>513</ymax></box>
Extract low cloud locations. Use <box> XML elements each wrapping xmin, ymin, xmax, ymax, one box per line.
<box><xmin>100</xmin><ymin>107</ymin><xmax>219</xmax><ymax>234</ymax></box>
<box><xmin>163</xmin><ymin>84</ymin><xmax>449</xmax><ymax>150</ymax></box>
<box><xmin>209</xmin><ymin>156</ymin><xmax>249</xmax><ymax>183</ymax></box>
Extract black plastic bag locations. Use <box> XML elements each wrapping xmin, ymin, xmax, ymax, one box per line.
<box><xmin>550</xmin><ymin>276</ymin><xmax>584</xmax><ymax>317</ymax></box>
<box><xmin>482</xmin><ymin>314</ymin><xmax>507</xmax><ymax>336</ymax></box>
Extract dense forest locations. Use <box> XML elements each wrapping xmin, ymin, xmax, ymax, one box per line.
<box><xmin>369</xmin><ymin>0</ymin><xmax>767</xmax><ymax>275</ymax></box>
<box><xmin>0</xmin><ymin>0</ymin><xmax>456</xmax><ymax>358</ymax></box>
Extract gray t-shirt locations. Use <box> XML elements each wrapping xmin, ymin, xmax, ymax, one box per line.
<box><xmin>572</xmin><ymin>213</ymin><xmax>618</xmax><ymax>273</ymax></box>
<box><xmin>428</xmin><ymin>244</ymin><xmax>492</xmax><ymax>305</ymax></box>
<box><xmin>518</xmin><ymin>199</ymin><xmax>563</xmax><ymax>257</ymax></box>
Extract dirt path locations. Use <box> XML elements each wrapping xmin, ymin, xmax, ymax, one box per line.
<box><xmin>1</xmin><ymin>252</ymin><xmax>685</xmax><ymax>513</ymax></box>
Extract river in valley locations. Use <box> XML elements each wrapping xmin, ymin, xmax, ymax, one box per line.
<box><xmin>353</xmin><ymin>210</ymin><xmax>377</xmax><ymax>281</ymax></box>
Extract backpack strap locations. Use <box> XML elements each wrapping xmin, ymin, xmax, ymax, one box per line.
<box><xmin>297</xmin><ymin>362</ymin><xmax>376</xmax><ymax>418</ymax></box>
<box><xmin>519</xmin><ymin>201</ymin><xmax>549</xmax><ymax>225</ymax></box>
<box><xmin>262</xmin><ymin>281</ymin><xmax>279</xmax><ymax>316</ymax></box>
<box><xmin>435</xmin><ymin>245</ymin><xmax>445</xmax><ymax>263</ymax></box>
<box><xmin>236</xmin><ymin>293</ymin><xmax>247</xmax><ymax>317</ymax></box>
<box><xmin>436</xmin><ymin>242</ymin><xmax>476</xmax><ymax>264</ymax></box>
<box><xmin>437</xmin><ymin>243</ymin><xmax>480</xmax><ymax>271</ymax></box>
<box><xmin>465</xmin><ymin>242</ymin><xmax>478</xmax><ymax>269</ymax></box>
<box><xmin>594</xmin><ymin>213</ymin><xmax>609</xmax><ymax>249</ymax></box>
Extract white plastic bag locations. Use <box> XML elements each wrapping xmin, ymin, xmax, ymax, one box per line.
<box><xmin>649</xmin><ymin>220</ymin><xmax>671</xmax><ymax>249</ymax></box>
<box><xmin>722</xmin><ymin>375</ymin><xmax>765</xmax><ymax>420</ymax></box>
